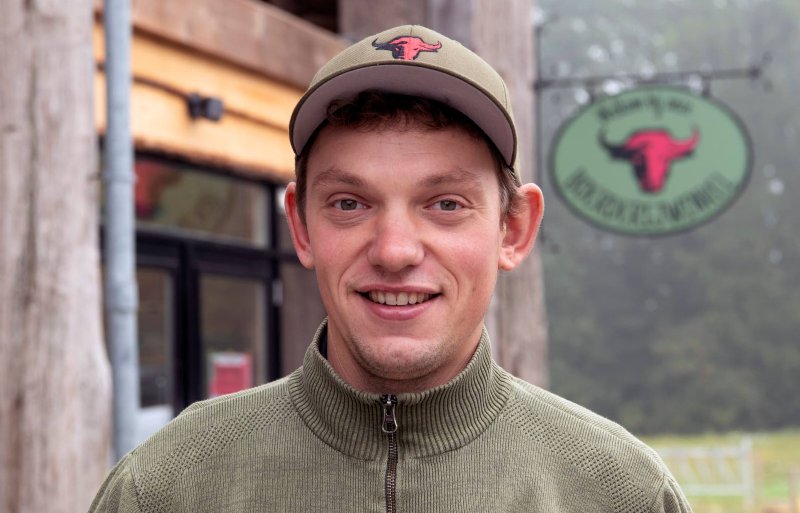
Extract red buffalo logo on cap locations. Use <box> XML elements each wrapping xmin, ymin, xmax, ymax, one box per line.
<box><xmin>372</xmin><ymin>36</ymin><xmax>442</xmax><ymax>61</ymax></box>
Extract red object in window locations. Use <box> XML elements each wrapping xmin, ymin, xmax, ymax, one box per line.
<box><xmin>209</xmin><ymin>352</ymin><xmax>252</xmax><ymax>397</ymax></box>
<box><xmin>134</xmin><ymin>161</ymin><xmax>180</xmax><ymax>219</ymax></box>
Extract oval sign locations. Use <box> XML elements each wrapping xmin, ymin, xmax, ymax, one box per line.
<box><xmin>549</xmin><ymin>86</ymin><xmax>752</xmax><ymax>236</ymax></box>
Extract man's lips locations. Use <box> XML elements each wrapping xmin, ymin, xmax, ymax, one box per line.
<box><xmin>354</xmin><ymin>287</ymin><xmax>442</xmax><ymax>322</ymax></box>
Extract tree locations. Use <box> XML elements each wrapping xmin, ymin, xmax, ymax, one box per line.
<box><xmin>0</xmin><ymin>1</ymin><xmax>111</xmax><ymax>511</ymax></box>
<box><xmin>538</xmin><ymin>0</ymin><xmax>800</xmax><ymax>434</ymax></box>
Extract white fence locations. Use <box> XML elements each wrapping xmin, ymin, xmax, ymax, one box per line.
<box><xmin>654</xmin><ymin>437</ymin><xmax>755</xmax><ymax>509</ymax></box>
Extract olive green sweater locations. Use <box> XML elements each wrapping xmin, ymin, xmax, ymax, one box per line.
<box><xmin>90</xmin><ymin>324</ymin><xmax>692</xmax><ymax>513</ymax></box>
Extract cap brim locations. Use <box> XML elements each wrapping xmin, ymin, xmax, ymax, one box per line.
<box><xmin>290</xmin><ymin>63</ymin><xmax>516</xmax><ymax>167</ymax></box>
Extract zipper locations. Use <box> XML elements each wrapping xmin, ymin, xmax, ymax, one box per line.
<box><xmin>381</xmin><ymin>394</ymin><xmax>398</xmax><ymax>513</ymax></box>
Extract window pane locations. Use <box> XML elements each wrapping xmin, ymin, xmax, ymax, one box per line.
<box><xmin>135</xmin><ymin>158</ymin><xmax>267</xmax><ymax>246</ymax></box>
<box><xmin>137</xmin><ymin>268</ymin><xmax>174</xmax><ymax>409</ymax></box>
<box><xmin>201</xmin><ymin>274</ymin><xmax>266</xmax><ymax>397</ymax></box>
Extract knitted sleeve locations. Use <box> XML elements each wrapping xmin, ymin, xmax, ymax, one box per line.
<box><xmin>88</xmin><ymin>454</ymin><xmax>143</xmax><ymax>513</ymax></box>
<box><xmin>650</xmin><ymin>473</ymin><xmax>693</xmax><ymax>513</ymax></box>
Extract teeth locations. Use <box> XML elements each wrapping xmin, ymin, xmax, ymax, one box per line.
<box><xmin>368</xmin><ymin>291</ymin><xmax>432</xmax><ymax>306</ymax></box>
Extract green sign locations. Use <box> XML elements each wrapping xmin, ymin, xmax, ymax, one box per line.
<box><xmin>549</xmin><ymin>86</ymin><xmax>751</xmax><ymax>236</ymax></box>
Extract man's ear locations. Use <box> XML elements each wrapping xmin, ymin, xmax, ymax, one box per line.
<box><xmin>284</xmin><ymin>182</ymin><xmax>315</xmax><ymax>269</ymax></box>
<box><xmin>498</xmin><ymin>183</ymin><xmax>544</xmax><ymax>271</ymax></box>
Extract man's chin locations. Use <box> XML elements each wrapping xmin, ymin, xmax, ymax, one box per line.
<box><xmin>356</xmin><ymin>338</ymin><xmax>444</xmax><ymax>381</ymax></box>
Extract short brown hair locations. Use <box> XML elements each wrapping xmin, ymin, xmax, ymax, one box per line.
<box><xmin>294</xmin><ymin>91</ymin><xmax>521</xmax><ymax>224</ymax></box>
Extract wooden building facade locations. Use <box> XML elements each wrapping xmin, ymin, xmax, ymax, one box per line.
<box><xmin>93</xmin><ymin>0</ymin><xmax>344</xmax><ymax>441</ymax></box>
<box><xmin>0</xmin><ymin>1</ymin><xmax>542</xmax><ymax>509</ymax></box>
<box><xmin>93</xmin><ymin>0</ymin><xmax>544</xmax><ymax>443</ymax></box>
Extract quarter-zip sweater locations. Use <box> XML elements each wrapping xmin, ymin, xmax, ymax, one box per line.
<box><xmin>90</xmin><ymin>323</ymin><xmax>691</xmax><ymax>513</ymax></box>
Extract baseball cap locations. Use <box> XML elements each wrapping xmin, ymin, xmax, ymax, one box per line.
<box><xmin>289</xmin><ymin>24</ymin><xmax>520</xmax><ymax>183</ymax></box>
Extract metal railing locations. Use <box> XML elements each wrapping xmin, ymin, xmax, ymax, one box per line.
<box><xmin>655</xmin><ymin>437</ymin><xmax>755</xmax><ymax>510</ymax></box>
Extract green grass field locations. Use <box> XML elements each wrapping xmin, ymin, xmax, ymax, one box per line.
<box><xmin>641</xmin><ymin>429</ymin><xmax>800</xmax><ymax>513</ymax></box>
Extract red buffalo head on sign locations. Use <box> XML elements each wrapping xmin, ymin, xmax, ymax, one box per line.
<box><xmin>600</xmin><ymin>128</ymin><xmax>700</xmax><ymax>193</ymax></box>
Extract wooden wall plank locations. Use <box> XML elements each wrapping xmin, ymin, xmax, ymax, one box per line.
<box><xmin>95</xmin><ymin>0</ymin><xmax>347</xmax><ymax>88</ymax></box>
<box><xmin>93</xmin><ymin>25</ymin><xmax>302</xmax><ymax>132</ymax></box>
<box><xmin>95</xmin><ymin>73</ymin><xmax>296</xmax><ymax>182</ymax></box>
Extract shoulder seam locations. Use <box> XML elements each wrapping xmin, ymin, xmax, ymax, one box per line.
<box><xmin>507</xmin><ymin>376</ymin><xmax>652</xmax><ymax>453</ymax></box>
<box><xmin>502</xmin><ymin>387</ymin><xmax>664</xmax><ymax>513</ymax></box>
<box><xmin>646</xmin><ymin>471</ymin><xmax>669</xmax><ymax>513</ymax></box>
<box><xmin>181</xmin><ymin>375</ymin><xmax>293</xmax><ymax>415</ymax></box>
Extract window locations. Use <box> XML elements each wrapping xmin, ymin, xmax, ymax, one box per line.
<box><xmin>103</xmin><ymin>154</ymin><xmax>324</xmax><ymax>440</ymax></box>
<box><xmin>135</xmin><ymin>158</ymin><xmax>267</xmax><ymax>246</ymax></box>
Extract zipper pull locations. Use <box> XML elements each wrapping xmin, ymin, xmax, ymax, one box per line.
<box><xmin>381</xmin><ymin>394</ymin><xmax>398</xmax><ymax>434</ymax></box>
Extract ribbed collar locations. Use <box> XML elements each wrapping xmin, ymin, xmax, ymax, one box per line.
<box><xmin>287</xmin><ymin>320</ymin><xmax>511</xmax><ymax>460</ymax></box>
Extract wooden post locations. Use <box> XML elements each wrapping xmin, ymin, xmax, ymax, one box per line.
<box><xmin>741</xmin><ymin>436</ymin><xmax>755</xmax><ymax>510</ymax></box>
<box><xmin>339</xmin><ymin>0</ymin><xmax>548</xmax><ymax>386</ymax></box>
<box><xmin>0</xmin><ymin>1</ymin><xmax>111</xmax><ymax>511</ymax></box>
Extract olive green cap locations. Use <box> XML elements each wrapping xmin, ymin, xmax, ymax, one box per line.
<box><xmin>289</xmin><ymin>24</ymin><xmax>520</xmax><ymax>183</ymax></box>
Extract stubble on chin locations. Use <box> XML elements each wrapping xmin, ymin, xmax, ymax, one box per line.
<box><xmin>345</xmin><ymin>333</ymin><xmax>464</xmax><ymax>393</ymax></box>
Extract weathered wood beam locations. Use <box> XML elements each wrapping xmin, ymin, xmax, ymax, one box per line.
<box><xmin>94</xmin><ymin>0</ymin><xmax>347</xmax><ymax>88</ymax></box>
<box><xmin>0</xmin><ymin>1</ymin><xmax>111</xmax><ymax>511</ymax></box>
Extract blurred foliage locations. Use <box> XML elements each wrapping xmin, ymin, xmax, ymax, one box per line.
<box><xmin>538</xmin><ymin>0</ymin><xmax>800</xmax><ymax>434</ymax></box>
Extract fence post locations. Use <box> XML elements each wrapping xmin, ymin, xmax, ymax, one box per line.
<box><xmin>741</xmin><ymin>436</ymin><xmax>755</xmax><ymax>511</ymax></box>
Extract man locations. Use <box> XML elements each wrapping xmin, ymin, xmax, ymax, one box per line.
<box><xmin>90</xmin><ymin>25</ymin><xmax>692</xmax><ymax>513</ymax></box>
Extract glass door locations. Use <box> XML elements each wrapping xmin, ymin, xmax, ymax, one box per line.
<box><xmin>135</xmin><ymin>266</ymin><xmax>176</xmax><ymax>442</ymax></box>
<box><xmin>200</xmin><ymin>274</ymin><xmax>267</xmax><ymax>397</ymax></box>
<box><xmin>114</xmin><ymin>154</ymin><xmax>306</xmax><ymax>427</ymax></box>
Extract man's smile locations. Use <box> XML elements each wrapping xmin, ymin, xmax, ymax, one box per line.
<box><xmin>363</xmin><ymin>291</ymin><xmax>438</xmax><ymax>306</ymax></box>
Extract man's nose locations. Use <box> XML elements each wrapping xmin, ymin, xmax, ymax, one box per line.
<box><xmin>367</xmin><ymin>210</ymin><xmax>424</xmax><ymax>272</ymax></box>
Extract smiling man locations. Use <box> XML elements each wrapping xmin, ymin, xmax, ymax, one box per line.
<box><xmin>90</xmin><ymin>25</ymin><xmax>692</xmax><ymax>513</ymax></box>
<box><xmin>286</xmin><ymin>105</ymin><xmax>536</xmax><ymax>394</ymax></box>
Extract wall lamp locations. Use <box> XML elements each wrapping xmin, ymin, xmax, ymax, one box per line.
<box><xmin>187</xmin><ymin>93</ymin><xmax>225</xmax><ymax>122</ymax></box>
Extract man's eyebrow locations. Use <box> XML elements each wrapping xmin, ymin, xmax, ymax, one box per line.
<box><xmin>311</xmin><ymin>167</ymin><xmax>367</xmax><ymax>188</ymax></box>
<box><xmin>418</xmin><ymin>168</ymin><xmax>485</xmax><ymax>188</ymax></box>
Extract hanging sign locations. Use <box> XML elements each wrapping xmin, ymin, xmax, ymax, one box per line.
<box><xmin>549</xmin><ymin>86</ymin><xmax>751</xmax><ymax>236</ymax></box>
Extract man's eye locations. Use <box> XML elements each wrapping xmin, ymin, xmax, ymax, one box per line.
<box><xmin>335</xmin><ymin>199</ymin><xmax>361</xmax><ymax>211</ymax></box>
<box><xmin>435</xmin><ymin>200</ymin><xmax>460</xmax><ymax>211</ymax></box>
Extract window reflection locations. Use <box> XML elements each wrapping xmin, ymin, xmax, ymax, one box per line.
<box><xmin>201</xmin><ymin>274</ymin><xmax>266</xmax><ymax>397</ymax></box>
<box><xmin>135</xmin><ymin>158</ymin><xmax>267</xmax><ymax>246</ymax></box>
<box><xmin>137</xmin><ymin>267</ymin><xmax>174</xmax><ymax>408</ymax></box>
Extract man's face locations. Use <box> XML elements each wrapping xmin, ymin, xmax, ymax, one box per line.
<box><xmin>286</xmin><ymin>124</ymin><xmax>516</xmax><ymax>393</ymax></box>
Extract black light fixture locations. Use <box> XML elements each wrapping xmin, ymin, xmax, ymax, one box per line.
<box><xmin>187</xmin><ymin>93</ymin><xmax>224</xmax><ymax>122</ymax></box>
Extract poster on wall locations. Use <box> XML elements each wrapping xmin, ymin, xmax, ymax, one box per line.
<box><xmin>549</xmin><ymin>86</ymin><xmax>752</xmax><ymax>236</ymax></box>
<box><xmin>209</xmin><ymin>352</ymin><xmax>253</xmax><ymax>397</ymax></box>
